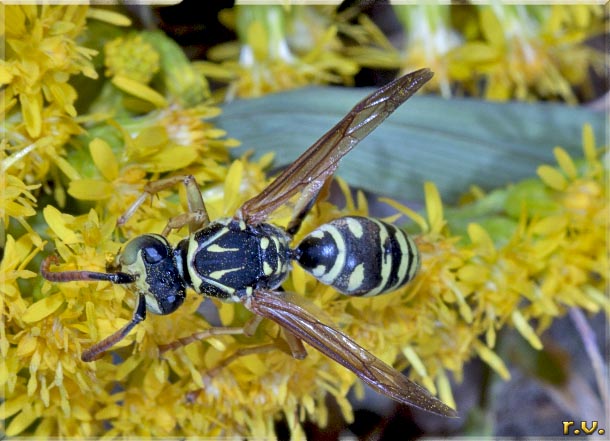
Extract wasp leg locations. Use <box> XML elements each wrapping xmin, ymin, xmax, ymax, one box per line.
<box><xmin>158</xmin><ymin>314</ymin><xmax>263</xmax><ymax>354</ymax></box>
<box><xmin>82</xmin><ymin>294</ymin><xmax>146</xmax><ymax>362</ymax></box>
<box><xmin>208</xmin><ymin>344</ymin><xmax>276</xmax><ymax>377</ymax></box>
<box><xmin>119</xmin><ymin>175</ymin><xmax>210</xmax><ymax>234</ymax></box>
<box><xmin>283</xmin><ymin>329</ymin><xmax>307</xmax><ymax>360</ymax></box>
<box><xmin>286</xmin><ymin>176</ymin><xmax>332</xmax><ymax>236</ymax></box>
<box><xmin>185</xmin><ymin>343</ymin><xmax>277</xmax><ymax>403</ymax></box>
<box><xmin>243</xmin><ymin>315</ymin><xmax>263</xmax><ymax>336</ymax></box>
<box><xmin>161</xmin><ymin>210</ymin><xmax>209</xmax><ymax>237</ymax></box>
<box><xmin>158</xmin><ymin>326</ymin><xmax>246</xmax><ymax>354</ymax></box>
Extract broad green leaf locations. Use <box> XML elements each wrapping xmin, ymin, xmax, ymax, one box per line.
<box><xmin>217</xmin><ymin>87</ymin><xmax>605</xmax><ymax>204</ymax></box>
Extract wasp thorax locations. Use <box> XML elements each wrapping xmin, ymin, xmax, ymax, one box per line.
<box><xmin>118</xmin><ymin>234</ymin><xmax>186</xmax><ymax>315</ymax></box>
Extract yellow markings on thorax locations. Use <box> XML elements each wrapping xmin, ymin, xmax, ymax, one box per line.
<box><xmin>208</xmin><ymin>267</ymin><xmax>243</xmax><ymax>280</ymax></box>
<box><xmin>207</xmin><ymin>243</ymin><xmax>240</xmax><ymax>252</ymax></box>
<box><xmin>204</xmin><ymin>277</ymin><xmax>236</xmax><ymax>295</ymax></box>
<box><xmin>269</xmin><ymin>235</ymin><xmax>281</xmax><ymax>253</ymax></box>
<box><xmin>263</xmin><ymin>261</ymin><xmax>273</xmax><ymax>276</ymax></box>
<box><xmin>188</xmin><ymin>226</ymin><xmax>232</xmax><ymax>292</ymax></box>
<box><xmin>260</xmin><ymin>237</ymin><xmax>270</xmax><ymax>250</ymax></box>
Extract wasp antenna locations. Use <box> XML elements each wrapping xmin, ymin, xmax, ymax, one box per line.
<box><xmin>41</xmin><ymin>255</ymin><xmax>136</xmax><ymax>285</ymax></box>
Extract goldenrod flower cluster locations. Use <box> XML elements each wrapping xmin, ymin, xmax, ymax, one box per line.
<box><xmin>1</xmin><ymin>3</ymin><xmax>607</xmax><ymax>438</ymax></box>
<box><xmin>348</xmin><ymin>3</ymin><xmax>607</xmax><ymax>102</ymax></box>
<box><xmin>199</xmin><ymin>4</ymin><xmax>372</xmax><ymax>98</ymax></box>
<box><xmin>202</xmin><ymin>4</ymin><xmax>606</xmax><ymax>101</ymax></box>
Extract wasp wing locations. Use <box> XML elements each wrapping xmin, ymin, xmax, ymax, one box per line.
<box><xmin>245</xmin><ymin>289</ymin><xmax>457</xmax><ymax>418</ymax></box>
<box><xmin>238</xmin><ymin>68</ymin><xmax>433</xmax><ymax>225</ymax></box>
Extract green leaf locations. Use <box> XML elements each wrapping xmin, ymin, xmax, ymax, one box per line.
<box><xmin>217</xmin><ymin>87</ymin><xmax>605</xmax><ymax>204</ymax></box>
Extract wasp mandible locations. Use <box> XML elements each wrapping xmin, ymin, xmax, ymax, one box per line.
<box><xmin>42</xmin><ymin>68</ymin><xmax>457</xmax><ymax>418</ymax></box>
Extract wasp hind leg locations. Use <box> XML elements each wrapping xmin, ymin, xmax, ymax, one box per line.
<box><xmin>185</xmin><ymin>343</ymin><xmax>277</xmax><ymax>403</ymax></box>
<box><xmin>286</xmin><ymin>176</ymin><xmax>332</xmax><ymax>236</ymax></box>
<box><xmin>283</xmin><ymin>329</ymin><xmax>307</xmax><ymax>359</ymax></box>
<box><xmin>183</xmin><ymin>328</ymin><xmax>307</xmax><ymax>402</ymax></box>
<box><xmin>119</xmin><ymin>175</ymin><xmax>210</xmax><ymax>234</ymax></box>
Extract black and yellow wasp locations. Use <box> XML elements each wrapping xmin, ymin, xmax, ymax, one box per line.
<box><xmin>42</xmin><ymin>68</ymin><xmax>457</xmax><ymax>418</ymax></box>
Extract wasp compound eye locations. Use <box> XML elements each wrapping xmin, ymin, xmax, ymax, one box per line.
<box><xmin>120</xmin><ymin>234</ymin><xmax>168</xmax><ymax>266</ymax></box>
<box><xmin>143</xmin><ymin>243</ymin><xmax>165</xmax><ymax>264</ymax></box>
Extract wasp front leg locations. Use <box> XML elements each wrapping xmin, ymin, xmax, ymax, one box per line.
<box><xmin>119</xmin><ymin>174</ymin><xmax>210</xmax><ymax>234</ymax></box>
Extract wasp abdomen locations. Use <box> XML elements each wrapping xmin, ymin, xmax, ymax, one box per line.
<box><xmin>295</xmin><ymin>216</ymin><xmax>420</xmax><ymax>296</ymax></box>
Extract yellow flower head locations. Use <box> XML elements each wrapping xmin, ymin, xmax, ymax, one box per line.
<box><xmin>2</xmin><ymin>6</ymin><xmax>103</xmax><ymax>138</ymax></box>
<box><xmin>451</xmin><ymin>4</ymin><xmax>607</xmax><ymax>102</ymax></box>
<box><xmin>203</xmin><ymin>5</ymin><xmax>361</xmax><ymax>98</ymax></box>
<box><xmin>104</xmin><ymin>34</ymin><xmax>160</xmax><ymax>84</ymax></box>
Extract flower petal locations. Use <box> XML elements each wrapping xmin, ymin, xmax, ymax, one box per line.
<box><xmin>68</xmin><ymin>179</ymin><xmax>114</xmax><ymax>201</ymax></box>
<box><xmin>87</xmin><ymin>8</ymin><xmax>131</xmax><ymax>26</ymax></box>
<box><xmin>512</xmin><ymin>310</ymin><xmax>543</xmax><ymax>350</ymax></box>
<box><xmin>553</xmin><ymin>147</ymin><xmax>577</xmax><ymax>180</ymax></box>
<box><xmin>424</xmin><ymin>181</ymin><xmax>445</xmax><ymax>234</ymax></box>
<box><xmin>22</xmin><ymin>293</ymin><xmax>65</xmax><ymax>323</ymax></box>
<box><xmin>43</xmin><ymin>205</ymin><xmax>79</xmax><ymax>244</ymax></box>
<box><xmin>112</xmin><ymin>75</ymin><xmax>167</xmax><ymax>108</ymax></box>
<box><xmin>537</xmin><ymin>165</ymin><xmax>567</xmax><ymax>191</ymax></box>
<box><xmin>6</xmin><ymin>408</ymin><xmax>39</xmax><ymax>437</ymax></box>
<box><xmin>474</xmin><ymin>340</ymin><xmax>510</xmax><ymax>380</ymax></box>
<box><xmin>582</xmin><ymin>123</ymin><xmax>596</xmax><ymax>163</ymax></box>
<box><xmin>90</xmin><ymin>138</ymin><xmax>119</xmax><ymax>181</ymax></box>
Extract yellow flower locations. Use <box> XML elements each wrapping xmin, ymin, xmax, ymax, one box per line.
<box><xmin>202</xmin><ymin>5</ymin><xmax>359</xmax><ymax>98</ymax></box>
<box><xmin>0</xmin><ymin>5</ymin><xmax>131</xmax><ymax>191</ymax></box>
<box><xmin>119</xmin><ymin>104</ymin><xmax>239</xmax><ymax>166</ymax></box>
<box><xmin>104</xmin><ymin>34</ymin><xmax>160</xmax><ymax>84</ymax></box>
<box><xmin>393</xmin><ymin>4</ymin><xmax>463</xmax><ymax>98</ymax></box>
<box><xmin>450</xmin><ymin>4</ymin><xmax>607</xmax><ymax>102</ymax></box>
<box><xmin>66</xmin><ymin>104</ymin><xmax>239</xmax><ymax>220</ymax></box>
<box><xmin>0</xmin><ymin>170</ymin><xmax>39</xmax><ymax>229</ymax></box>
<box><xmin>355</xmin><ymin>4</ymin><xmax>607</xmax><ymax>101</ymax></box>
<box><xmin>1</xmin><ymin>5</ymin><xmax>130</xmax><ymax>138</ymax></box>
<box><xmin>67</xmin><ymin>138</ymin><xmax>150</xmax><ymax>217</ymax></box>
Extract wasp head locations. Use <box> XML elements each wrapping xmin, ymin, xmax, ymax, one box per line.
<box><xmin>117</xmin><ymin>234</ymin><xmax>186</xmax><ymax>315</ymax></box>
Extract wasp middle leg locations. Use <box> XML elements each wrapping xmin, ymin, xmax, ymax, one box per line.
<box><xmin>158</xmin><ymin>315</ymin><xmax>264</xmax><ymax>354</ymax></box>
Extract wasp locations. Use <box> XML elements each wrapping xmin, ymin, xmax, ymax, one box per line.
<box><xmin>41</xmin><ymin>68</ymin><xmax>457</xmax><ymax>418</ymax></box>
